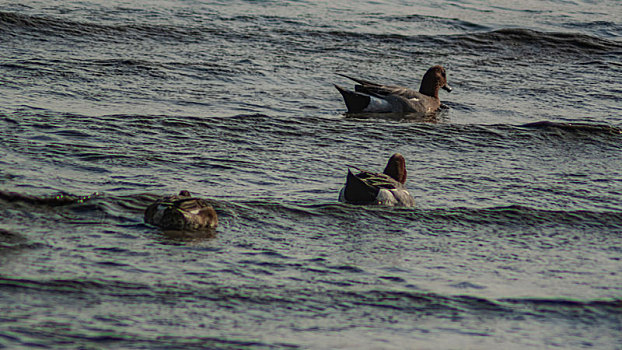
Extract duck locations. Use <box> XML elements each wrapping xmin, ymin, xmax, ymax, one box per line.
<box><xmin>339</xmin><ymin>153</ymin><xmax>415</xmax><ymax>207</ymax></box>
<box><xmin>334</xmin><ymin>65</ymin><xmax>452</xmax><ymax>115</ymax></box>
<box><xmin>144</xmin><ymin>190</ymin><xmax>218</xmax><ymax>230</ymax></box>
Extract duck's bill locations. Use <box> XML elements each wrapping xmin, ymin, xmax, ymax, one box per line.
<box><xmin>443</xmin><ymin>84</ymin><xmax>453</xmax><ymax>92</ymax></box>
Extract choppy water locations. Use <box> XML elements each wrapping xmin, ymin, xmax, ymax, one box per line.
<box><xmin>1</xmin><ymin>0</ymin><xmax>621</xmax><ymax>348</ymax></box>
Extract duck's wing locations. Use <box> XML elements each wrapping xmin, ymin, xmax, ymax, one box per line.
<box><xmin>337</xmin><ymin>74</ymin><xmax>420</xmax><ymax>99</ymax></box>
<box><xmin>358</xmin><ymin>85</ymin><xmax>422</xmax><ymax>100</ymax></box>
<box><xmin>172</xmin><ymin>197</ymin><xmax>215</xmax><ymax>216</ymax></box>
<box><xmin>355</xmin><ymin>171</ymin><xmax>400</xmax><ymax>189</ymax></box>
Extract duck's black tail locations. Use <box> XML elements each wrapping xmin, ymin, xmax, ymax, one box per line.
<box><xmin>342</xmin><ymin>169</ymin><xmax>380</xmax><ymax>204</ymax></box>
<box><xmin>334</xmin><ymin>84</ymin><xmax>370</xmax><ymax>113</ymax></box>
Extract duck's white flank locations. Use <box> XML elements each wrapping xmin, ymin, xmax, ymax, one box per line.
<box><xmin>377</xmin><ymin>188</ymin><xmax>415</xmax><ymax>206</ymax></box>
<box><xmin>364</xmin><ymin>95</ymin><xmax>392</xmax><ymax>112</ymax></box>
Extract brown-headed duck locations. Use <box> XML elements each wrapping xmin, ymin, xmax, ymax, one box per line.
<box><xmin>144</xmin><ymin>190</ymin><xmax>218</xmax><ymax>230</ymax></box>
<box><xmin>339</xmin><ymin>153</ymin><xmax>415</xmax><ymax>207</ymax></box>
<box><xmin>334</xmin><ymin>65</ymin><xmax>452</xmax><ymax>115</ymax></box>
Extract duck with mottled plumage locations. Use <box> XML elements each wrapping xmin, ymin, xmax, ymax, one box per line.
<box><xmin>144</xmin><ymin>190</ymin><xmax>218</xmax><ymax>231</ymax></box>
<box><xmin>339</xmin><ymin>153</ymin><xmax>415</xmax><ymax>207</ymax></box>
<box><xmin>334</xmin><ymin>65</ymin><xmax>452</xmax><ymax>115</ymax></box>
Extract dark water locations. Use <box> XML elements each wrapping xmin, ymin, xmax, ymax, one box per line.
<box><xmin>1</xmin><ymin>0</ymin><xmax>621</xmax><ymax>348</ymax></box>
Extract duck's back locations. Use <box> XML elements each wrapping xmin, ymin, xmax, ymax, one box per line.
<box><xmin>342</xmin><ymin>80</ymin><xmax>440</xmax><ymax>114</ymax></box>
<box><xmin>339</xmin><ymin>170</ymin><xmax>414</xmax><ymax>207</ymax></box>
<box><xmin>355</xmin><ymin>83</ymin><xmax>420</xmax><ymax>99</ymax></box>
<box><xmin>145</xmin><ymin>196</ymin><xmax>218</xmax><ymax>230</ymax></box>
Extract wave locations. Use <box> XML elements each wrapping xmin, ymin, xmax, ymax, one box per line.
<box><xmin>0</xmin><ymin>11</ymin><xmax>208</xmax><ymax>43</ymax></box>
<box><xmin>522</xmin><ymin>120</ymin><xmax>622</xmax><ymax>134</ymax></box>
<box><xmin>562</xmin><ymin>19</ymin><xmax>622</xmax><ymax>39</ymax></box>
<box><xmin>457</xmin><ymin>28</ymin><xmax>622</xmax><ymax>53</ymax></box>
<box><xmin>10</xmin><ymin>109</ymin><xmax>620</xmax><ymax>138</ymax></box>
<box><xmin>0</xmin><ymin>228</ymin><xmax>43</xmax><ymax>251</ymax></box>
<box><xmin>302</xmin><ymin>26</ymin><xmax>622</xmax><ymax>59</ymax></box>
<box><xmin>501</xmin><ymin>297</ymin><xmax>622</xmax><ymax>311</ymax></box>
<box><xmin>3</xmin><ymin>189</ymin><xmax>620</xmax><ymax>231</ymax></box>
<box><xmin>2</xmin><ymin>112</ymin><xmax>620</xmax><ymax>197</ymax></box>
<box><xmin>0</xmin><ymin>190</ymin><xmax>98</xmax><ymax>207</ymax></box>
<box><xmin>3</xmin><ymin>10</ymin><xmax>620</xmax><ymax>57</ymax></box>
<box><xmin>1</xmin><ymin>275</ymin><xmax>618</xmax><ymax>320</ymax></box>
<box><xmin>284</xmin><ymin>202</ymin><xmax>622</xmax><ymax>230</ymax></box>
<box><xmin>384</xmin><ymin>13</ymin><xmax>489</xmax><ymax>32</ymax></box>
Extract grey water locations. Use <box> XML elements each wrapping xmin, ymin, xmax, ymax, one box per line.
<box><xmin>1</xmin><ymin>0</ymin><xmax>621</xmax><ymax>348</ymax></box>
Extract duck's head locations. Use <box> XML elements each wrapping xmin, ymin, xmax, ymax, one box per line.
<box><xmin>178</xmin><ymin>190</ymin><xmax>191</xmax><ymax>198</ymax></box>
<box><xmin>419</xmin><ymin>65</ymin><xmax>452</xmax><ymax>98</ymax></box>
<box><xmin>383</xmin><ymin>153</ymin><xmax>408</xmax><ymax>184</ymax></box>
<box><xmin>161</xmin><ymin>190</ymin><xmax>192</xmax><ymax>202</ymax></box>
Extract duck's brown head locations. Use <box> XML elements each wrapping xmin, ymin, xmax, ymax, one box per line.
<box><xmin>383</xmin><ymin>153</ymin><xmax>407</xmax><ymax>184</ymax></box>
<box><xmin>419</xmin><ymin>65</ymin><xmax>452</xmax><ymax>98</ymax></box>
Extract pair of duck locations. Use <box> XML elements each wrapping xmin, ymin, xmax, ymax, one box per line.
<box><xmin>145</xmin><ymin>66</ymin><xmax>452</xmax><ymax>231</ymax></box>
<box><xmin>144</xmin><ymin>153</ymin><xmax>414</xmax><ymax>230</ymax></box>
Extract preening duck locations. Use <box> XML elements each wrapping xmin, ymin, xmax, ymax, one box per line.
<box><xmin>339</xmin><ymin>153</ymin><xmax>415</xmax><ymax>207</ymax></box>
<box><xmin>334</xmin><ymin>65</ymin><xmax>452</xmax><ymax>115</ymax></box>
<box><xmin>144</xmin><ymin>190</ymin><xmax>218</xmax><ymax>230</ymax></box>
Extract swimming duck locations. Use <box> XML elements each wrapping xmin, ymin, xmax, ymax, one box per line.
<box><xmin>339</xmin><ymin>153</ymin><xmax>415</xmax><ymax>207</ymax></box>
<box><xmin>144</xmin><ymin>190</ymin><xmax>218</xmax><ymax>230</ymax></box>
<box><xmin>334</xmin><ymin>65</ymin><xmax>452</xmax><ymax>115</ymax></box>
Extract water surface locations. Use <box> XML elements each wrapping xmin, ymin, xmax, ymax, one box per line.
<box><xmin>1</xmin><ymin>0</ymin><xmax>621</xmax><ymax>348</ymax></box>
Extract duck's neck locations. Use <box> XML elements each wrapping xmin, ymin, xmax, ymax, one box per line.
<box><xmin>383</xmin><ymin>155</ymin><xmax>407</xmax><ymax>184</ymax></box>
<box><xmin>419</xmin><ymin>85</ymin><xmax>438</xmax><ymax>98</ymax></box>
<box><xmin>419</xmin><ymin>70</ymin><xmax>439</xmax><ymax>98</ymax></box>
